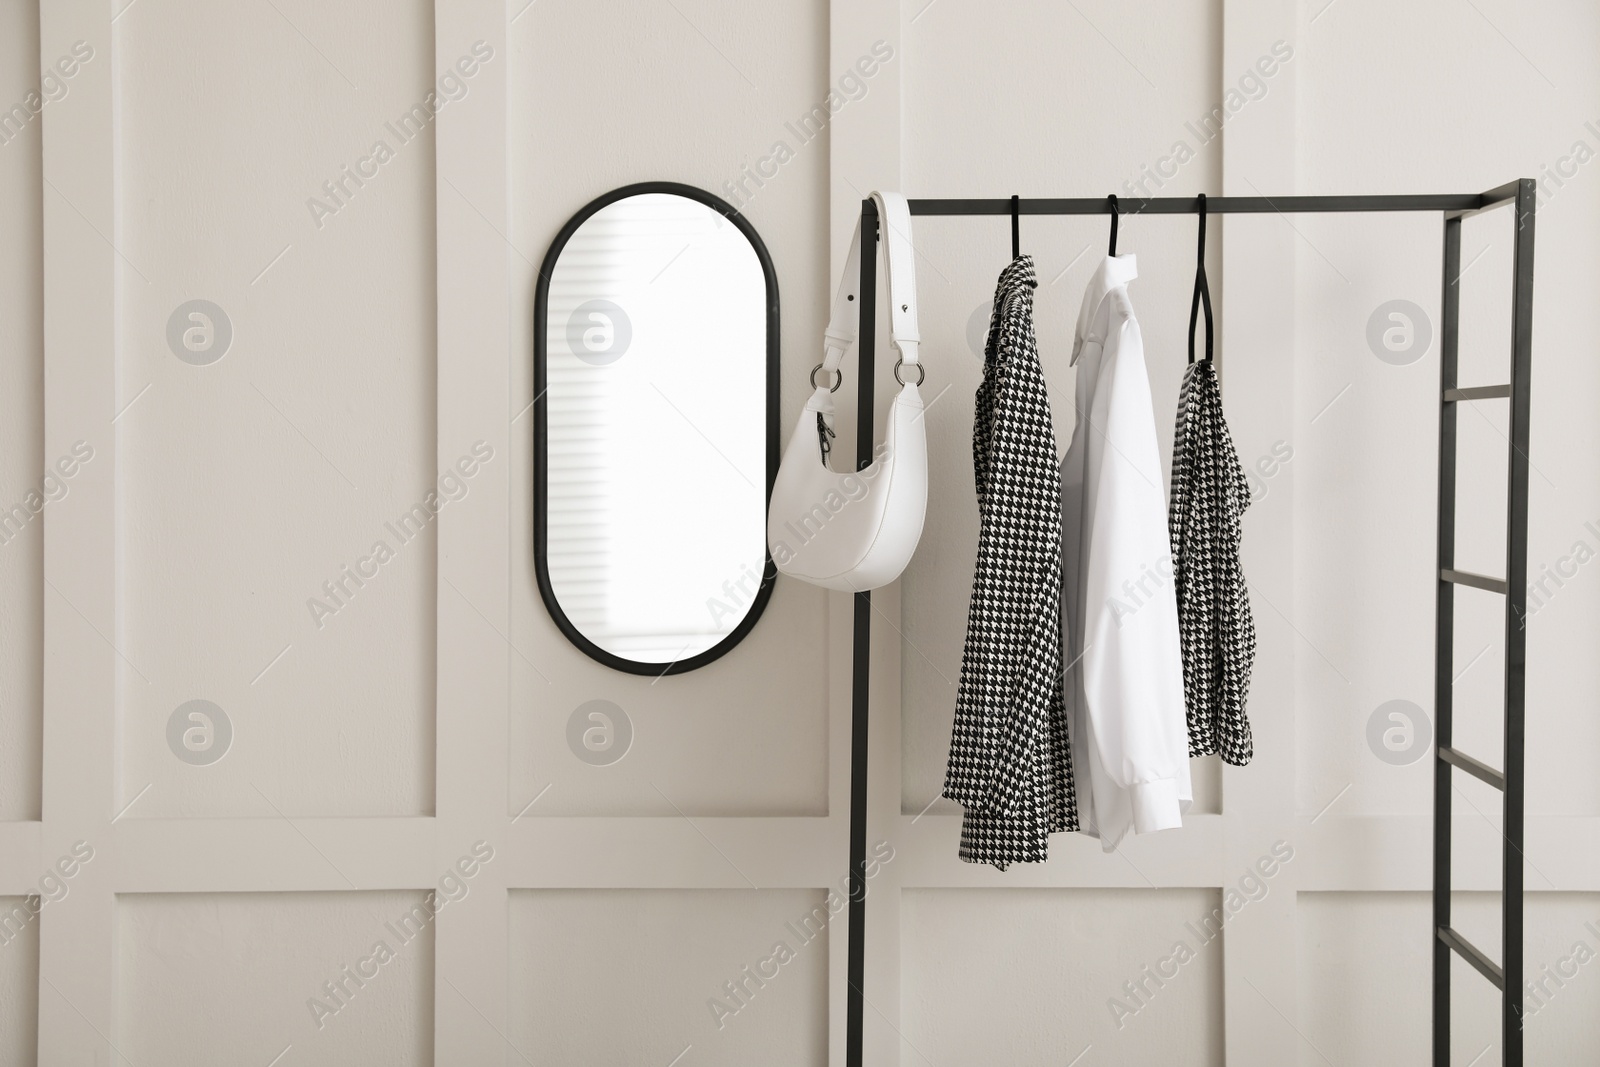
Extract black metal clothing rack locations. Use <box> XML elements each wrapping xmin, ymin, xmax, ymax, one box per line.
<box><xmin>842</xmin><ymin>181</ymin><xmax>1534</xmax><ymax>1067</ymax></box>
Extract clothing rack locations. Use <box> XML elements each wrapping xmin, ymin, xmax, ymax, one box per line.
<box><xmin>842</xmin><ymin>181</ymin><xmax>1535</xmax><ymax>1067</ymax></box>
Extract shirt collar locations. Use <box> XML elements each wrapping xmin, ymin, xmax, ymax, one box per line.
<box><xmin>1071</xmin><ymin>254</ymin><xmax>1138</xmax><ymax>365</ymax></box>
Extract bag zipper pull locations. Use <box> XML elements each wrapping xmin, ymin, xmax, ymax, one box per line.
<box><xmin>816</xmin><ymin>411</ymin><xmax>836</xmax><ymax>462</ymax></box>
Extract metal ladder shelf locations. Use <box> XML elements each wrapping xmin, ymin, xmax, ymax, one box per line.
<box><xmin>1433</xmin><ymin>179</ymin><xmax>1535</xmax><ymax>1067</ymax></box>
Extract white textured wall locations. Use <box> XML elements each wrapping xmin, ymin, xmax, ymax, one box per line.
<box><xmin>113</xmin><ymin>0</ymin><xmax>439</xmax><ymax>819</ymax></box>
<box><xmin>0</xmin><ymin>0</ymin><xmax>44</xmax><ymax>824</ymax></box>
<box><xmin>117</xmin><ymin>891</ymin><xmax>434</xmax><ymax>1065</ymax></box>
<box><xmin>904</xmin><ymin>888</ymin><xmax>1225</xmax><ymax>1065</ymax></box>
<box><xmin>0</xmin><ymin>896</ymin><xmax>39</xmax><ymax>1066</ymax></box>
<box><xmin>510</xmin><ymin>888</ymin><xmax>830</xmax><ymax>1065</ymax></box>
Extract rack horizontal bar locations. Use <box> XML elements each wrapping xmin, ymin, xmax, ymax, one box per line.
<box><xmin>1441</xmin><ymin>568</ymin><xmax>1509</xmax><ymax>595</ymax></box>
<box><xmin>1439</xmin><ymin>746</ymin><xmax>1506</xmax><ymax>790</ymax></box>
<box><xmin>1446</xmin><ymin>179</ymin><xmax>1524</xmax><ymax>219</ymax></box>
<box><xmin>1438</xmin><ymin>926</ymin><xmax>1505</xmax><ymax>989</ymax></box>
<box><xmin>905</xmin><ymin>193</ymin><xmax>1488</xmax><ymax>217</ymax></box>
<box><xmin>1445</xmin><ymin>385</ymin><xmax>1512</xmax><ymax>401</ymax></box>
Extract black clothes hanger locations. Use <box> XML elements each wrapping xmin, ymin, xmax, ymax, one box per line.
<box><xmin>1188</xmin><ymin>193</ymin><xmax>1214</xmax><ymax>365</ymax></box>
<box><xmin>1011</xmin><ymin>194</ymin><xmax>1021</xmax><ymax>259</ymax></box>
<box><xmin>1107</xmin><ymin>194</ymin><xmax>1119</xmax><ymax>256</ymax></box>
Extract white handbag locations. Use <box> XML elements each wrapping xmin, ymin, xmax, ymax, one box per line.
<box><xmin>768</xmin><ymin>192</ymin><xmax>928</xmax><ymax>592</ymax></box>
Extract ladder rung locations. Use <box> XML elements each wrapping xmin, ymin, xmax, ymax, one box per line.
<box><xmin>1438</xmin><ymin>745</ymin><xmax>1505</xmax><ymax>790</ymax></box>
<box><xmin>1438</xmin><ymin>926</ymin><xmax>1504</xmax><ymax>989</ymax></box>
<box><xmin>1443</xmin><ymin>384</ymin><xmax>1512</xmax><ymax>401</ymax></box>
<box><xmin>1441</xmin><ymin>568</ymin><xmax>1508</xmax><ymax>595</ymax></box>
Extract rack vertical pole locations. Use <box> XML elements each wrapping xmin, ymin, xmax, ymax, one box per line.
<box><xmin>1501</xmin><ymin>177</ymin><xmax>1536</xmax><ymax>1065</ymax></box>
<box><xmin>1432</xmin><ymin>212</ymin><xmax>1461</xmax><ymax>1067</ymax></box>
<box><xmin>844</xmin><ymin>197</ymin><xmax>878</xmax><ymax>1067</ymax></box>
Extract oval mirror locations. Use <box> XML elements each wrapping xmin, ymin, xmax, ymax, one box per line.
<box><xmin>535</xmin><ymin>182</ymin><xmax>778</xmax><ymax>674</ymax></box>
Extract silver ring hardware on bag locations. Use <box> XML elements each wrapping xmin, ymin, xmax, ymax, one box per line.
<box><xmin>893</xmin><ymin>358</ymin><xmax>925</xmax><ymax>387</ymax></box>
<box><xmin>811</xmin><ymin>363</ymin><xmax>843</xmax><ymax>392</ymax></box>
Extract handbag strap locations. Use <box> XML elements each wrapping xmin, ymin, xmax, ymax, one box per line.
<box><xmin>818</xmin><ymin>192</ymin><xmax>920</xmax><ymax>382</ymax></box>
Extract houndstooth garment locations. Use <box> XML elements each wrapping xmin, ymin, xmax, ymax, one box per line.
<box><xmin>1169</xmin><ymin>357</ymin><xmax>1256</xmax><ymax>765</ymax></box>
<box><xmin>942</xmin><ymin>255</ymin><xmax>1078</xmax><ymax>868</ymax></box>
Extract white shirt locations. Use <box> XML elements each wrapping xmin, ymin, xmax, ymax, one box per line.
<box><xmin>1060</xmin><ymin>254</ymin><xmax>1191</xmax><ymax>851</ymax></box>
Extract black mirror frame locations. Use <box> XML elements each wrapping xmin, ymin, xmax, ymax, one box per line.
<box><xmin>534</xmin><ymin>181</ymin><xmax>780</xmax><ymax>675</ymax></box>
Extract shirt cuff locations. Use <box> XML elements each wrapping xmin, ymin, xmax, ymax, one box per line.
<box><xmin>1130</xmin><ymin>778</ymin><xmax>1184</xmax><ymax>835</ymax></box>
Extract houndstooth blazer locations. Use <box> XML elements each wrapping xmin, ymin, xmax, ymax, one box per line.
<box><xmin>942</xmin><ymin>255</ymin><xmax>1078</xmax><ymax>869</ymax></box>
